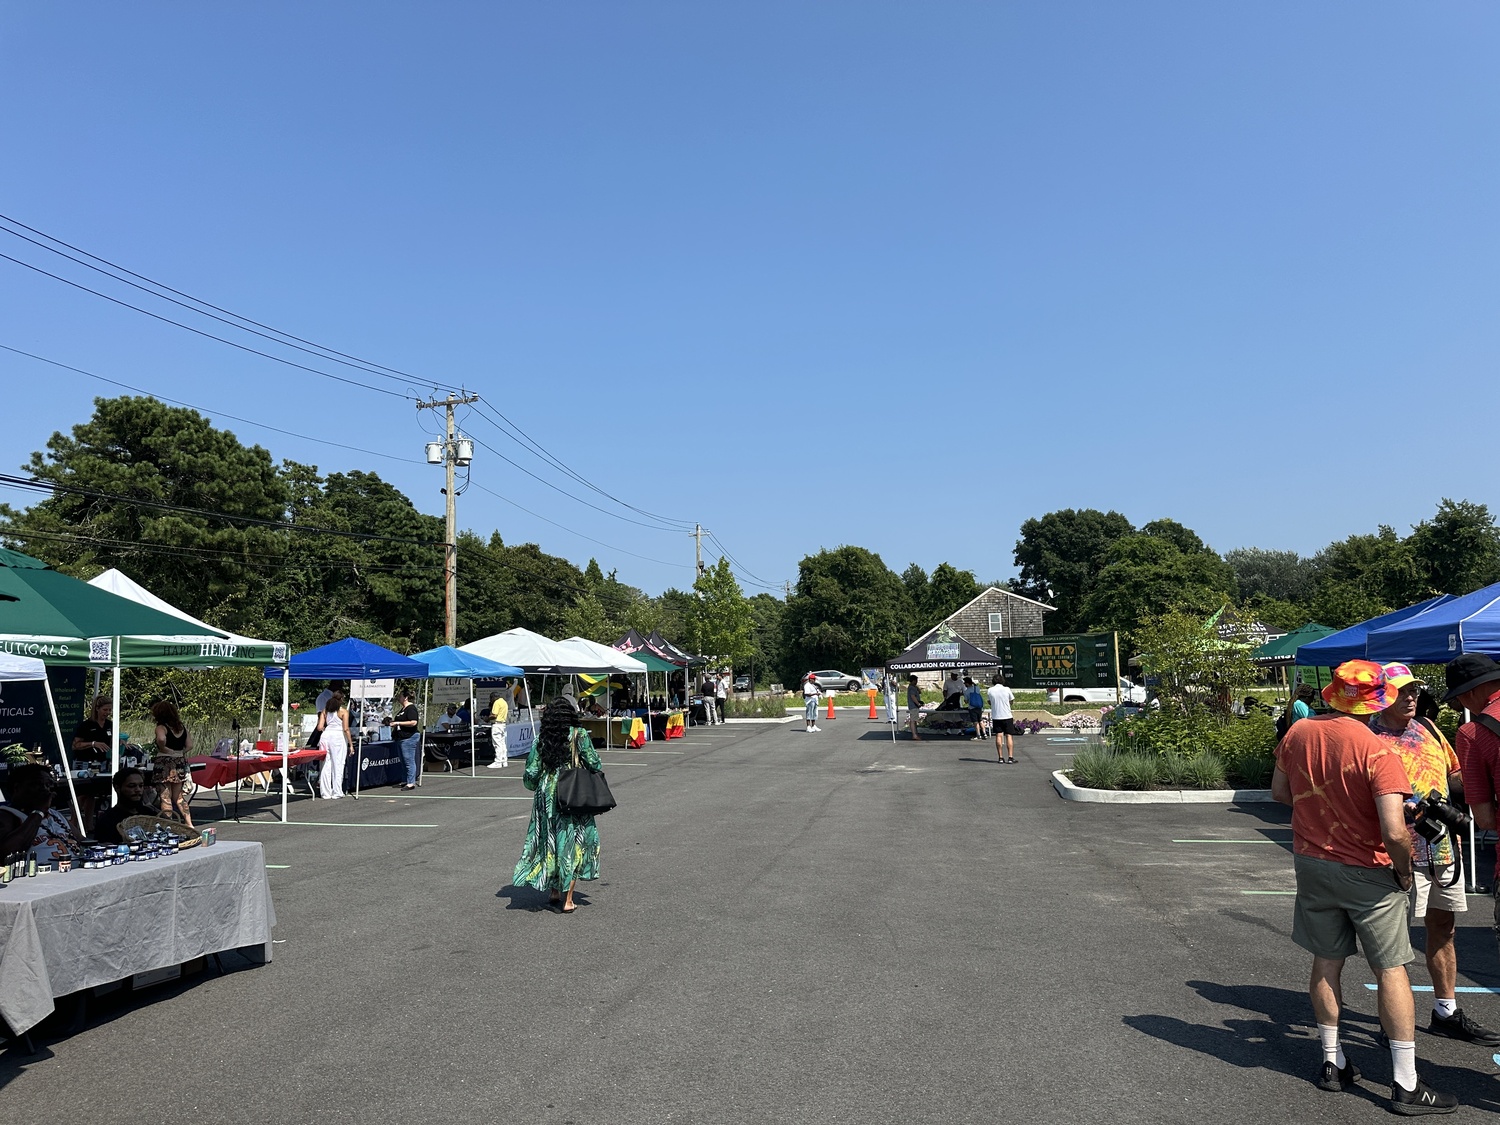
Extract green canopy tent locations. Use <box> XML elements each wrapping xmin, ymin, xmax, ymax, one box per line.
<box><xmin>0</xmin><ymin>550</ymin><xmax>290</xmax><ymax>805</ymax></box>
<box><xmin>1250</xmin><ymin>622</ymin><xmax>1335</xmax><ymax>700</ymax></box>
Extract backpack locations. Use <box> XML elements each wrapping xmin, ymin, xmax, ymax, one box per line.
<box><xmin>1275</xmin><ymin>707</ymin><xmax>1293</xmax><ymax>741</ymax></box>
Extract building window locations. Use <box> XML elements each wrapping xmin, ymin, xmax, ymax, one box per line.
<box><xmin>988</xmin><ymin>611</ymin><xmax>1004</xmax><ymax>634</ymax></box>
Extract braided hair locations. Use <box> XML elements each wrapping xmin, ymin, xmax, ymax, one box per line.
<box><xmin>537</xmin><ymin>697</ymin><xmax>579</xmax><ymax>771</ymax></box>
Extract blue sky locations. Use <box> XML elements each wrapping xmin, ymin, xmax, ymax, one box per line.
<box><xmin>2</xmin><ymin>3</ymin><xmax>1497</xmax><ymax>597</ymax></box>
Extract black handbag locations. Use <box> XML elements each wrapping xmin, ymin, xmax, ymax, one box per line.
<box><xmin>555</xmin><ymin>734</ymin><xmax>616</xmax><ymax>816</ymax></box>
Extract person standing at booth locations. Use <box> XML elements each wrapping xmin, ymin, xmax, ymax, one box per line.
<box><xmin>389</xmin><ymin>689</ymin><xmax>422</xmax><ymax>791</ymax></box>
<box><xmin>316</xmin><ymin>691</ymin><xmax>352</xmax><ymax>800</ymax></box>
<box><xmin>487</xmin><ymin>687</ymin><xmax>510</xmax><ymax>769</ymax></box>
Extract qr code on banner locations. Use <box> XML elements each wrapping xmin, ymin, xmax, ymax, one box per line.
<box><xmin>89</xmin><ymin>638</ymin><xmax>112</xmax><ymax>662</ymax></box>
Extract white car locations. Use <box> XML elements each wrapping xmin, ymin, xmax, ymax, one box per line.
<box><xmin>1048</xmin><ymin>677</ymin><xmax>1147</xmax><ymax>704</ymax></box>
<box><xmin>806</xmin><ymin>669</ymin><xmax>864</xmax><ymax>692</ymax></box>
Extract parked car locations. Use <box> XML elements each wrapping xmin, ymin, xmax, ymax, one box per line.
<box><xmin>806</xmin><ymin>669</ymin><xmax>864</xmax><ymax>692</ymax></box>
<box><xmin>733</xmin><ymin>675</ymin><xmax>751</xmax><ymax>692</ymax></box>
<box><xmin>1048</xmin><ymin>677</ymin><xmax>1147</xmax><ymax>704</ymax></box>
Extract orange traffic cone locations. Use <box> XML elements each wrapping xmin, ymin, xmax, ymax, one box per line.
<box><xmin>867</xmin><ymin>689</ymin><xmax>878</xmax><ymax>719</ymax></box>
<box><xmin>827</xmin><ymin>693</ymin><xmax>837</xmax><ymax>720</ymax></box>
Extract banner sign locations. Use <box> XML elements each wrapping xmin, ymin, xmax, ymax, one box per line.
<box><xmin>926</xmin><ymin>642</ymin><xmax>961</xmax><ymax>661</ymax></box>
<box><xmin>0</xmin><ymin>666</ymin><xmax>87</xmax><ymax>760</ymax></box>
<box><xmin>994</xmin><ymin>633</ymin><xmax>1118</xmax><ymax>690</ymax></box>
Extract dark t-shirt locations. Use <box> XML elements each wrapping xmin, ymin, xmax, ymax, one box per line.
<box><xmin>73</xmin><ymin>719</ymin><xmax>112</xmax><ymax>760</ymax></box>
<box><xmin>92</xmin><ymin>800</ymin><xmax>156</xmax><ymax>844</ymax></box>
<box><xmin>394</xmin><ymin>704</ymin><xmax>419</xmax><ymax>735</ymax></box>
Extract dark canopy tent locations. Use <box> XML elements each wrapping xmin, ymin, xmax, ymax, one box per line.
<box><xmin>1367</xmin><ymin>581</ymin><xmax>1500</xmax><ymax>663</ymax></box>
<box><xmin>1251</xmin><ymin>623</ymin><xmax>1334</xmax><ymax>665</ymax></box>
<box><xmin>886</xmin><ymin>634</ymin><xmax>1001</xmax><ymax>672</ymax></box>
<box><xmin>647</xmin><ymin>630</ymin><xmax>705</xmax><ymax>667</ymax></box>
<box><xmin>1295</xmin><ymin>596</ymin><xmax>1452</xmax><ymax>667</ymax></box>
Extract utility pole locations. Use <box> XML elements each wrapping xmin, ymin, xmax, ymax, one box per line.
<box><xmin>695</xmin><ymin>524</ymin><xmax>705</xmax><ymax>579</ymax></box>
<box><xmin>418</xmin><ymin>392</ymin><xmax>480</xmax><ymax>645</ymax></box>
<box><xmin>784</xmin><ymin>581</ymin><xmax>791</xmax><ymax>600</ymax></box>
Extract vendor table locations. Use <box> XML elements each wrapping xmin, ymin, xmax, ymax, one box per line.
<box><xmin>578</xmin><ymin>715</ymin><xmax>648</xmax><ymax>748</ymax></box>
<box><xmin>423</xmin><ymin>728</ymin><xmax>492</xmax><ymax>771</ymax></box>
<box><xmin>191</xmin><ymin>749</ymin><xmax>325</xmax><ymax>790</ymax></box>
<box><xmin>345</xmin><ymin>739</ymin><xmax>406</xmax><ymax>790</ymax></box>
<box><xmin>0</xmin><ymin>840</ymin><xmax>275</xmax><ymax>1036</ymax></box>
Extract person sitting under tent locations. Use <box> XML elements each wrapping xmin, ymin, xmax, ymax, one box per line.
<box><xmin>0</xmin><ymin>764</ymin><xmax>79</xmax><ymax>864</ymax></box>
<box><xmin>92</xmin><ymin>768</ymin><xmax>161</xmax><ymax>844</ymax></box>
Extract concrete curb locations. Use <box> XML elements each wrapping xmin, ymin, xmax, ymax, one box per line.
<box><xmin>1051</xmin><ymin>769</ymin><xmax>1275</xmax><ymax>805</ymax></box>
<box><xmin>724</xmin><ymin>717</ymin><xmax>798</xmax><ymax>725</ymax></box>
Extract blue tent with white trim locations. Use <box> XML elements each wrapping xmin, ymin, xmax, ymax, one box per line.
<box><xmin>1295</xmin><ymin>595</ymin><xmax>1452</xmax><ymax>666</ymax></box>
<box><xmin>410</xmin><ymin>645</ymin><xmax>523</xmax><ymax>679</ymax></box>
<box><xmin>1366</xmin><ymin>582</ymin><xmax>1500</xmax><ymax>664</ymax></box>
<box><xmin>265</xmin><ymin>637</ymin><xmax>429</xmax><ymax>680</ymax></box>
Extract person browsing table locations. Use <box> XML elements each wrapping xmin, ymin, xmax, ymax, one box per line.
<box><xmin>390</xmin><ymin>689</ymin><xmax>422</xmax><ymax>791</ymax></box>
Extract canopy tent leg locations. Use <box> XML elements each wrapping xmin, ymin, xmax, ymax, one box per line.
<box><xmin>110</xmin><ymin>659</ymin><xmax>122</xmax><ymax>807</ymax></box>
<box><xmin>419</xmin><ymin>680</ymin><xmax>429</xmax><ymax>787</ymax></box>
<box><xmin>44</xmin><ymin>678</ymin><xmax>84</xmax><ymax>831</ymax></box>
<box><xmin>280</xmin><ymin>669</ymin><xmax>290</xmax><ymax>823</ymax></box>
<box><xmin>258</xmin><ymin>676</ymin><xmax>268</xmax><ymax>741</ymax></box>
<box><xmin>354</xmin><ymin>727</ymin><xmax>364</xmax><ymax>799</ymax></box>
<box><xmin>605</xmin><ymin>682</ymin><xmax>611</xmax><ymax>749</ymax></box>
<box><xmin>469</xmin><ymin>678</ymin><xmax>477</xmax><ymax>777</ymax></box>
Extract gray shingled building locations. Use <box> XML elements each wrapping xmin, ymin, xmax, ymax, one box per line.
<box><xmin>906</xmin><ymin>587</ymin><xmax>1054</xmax><ymax>688</ymax></box>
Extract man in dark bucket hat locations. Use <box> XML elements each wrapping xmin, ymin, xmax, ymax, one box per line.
<box><xmin>1443</xmin><ymin>653</ymin><xmax>1500</xmax><ymax>705</ymax></box>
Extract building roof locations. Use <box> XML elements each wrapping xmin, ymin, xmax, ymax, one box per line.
<box><xmin>909</xmin><ymin>586</ymin><xmax>1054</xmax><ymax>646</ymax></box>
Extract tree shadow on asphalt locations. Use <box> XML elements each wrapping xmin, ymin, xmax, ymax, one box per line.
<box><xmin>1125</xmin><ymin>980</ymin><xmax>1500</xmax><ymax>1112</ymax></box>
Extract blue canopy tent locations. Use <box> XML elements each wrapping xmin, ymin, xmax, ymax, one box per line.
<box><xmin>1367</xmin><ymin>582</ymin><xmax>1500</xmax><ymax>664</ymax></box>
<box><xmin>412</xmin><ymin>645</ymin><xmax>524</xmax><ymax>776</ymax></box>
<box><xmin>1295</xmin><ymin>596</ymin><xmax>1452</xmax><ymax>667</ymax></box>
<box><xmin>265</xmin><ymin>639</ymin><xmax>430</xmax><ymax>809</ymax></box>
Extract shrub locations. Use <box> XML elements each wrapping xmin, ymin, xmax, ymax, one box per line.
<box><xmin>727</xmin><ymin>696</ymin><xmax>791</xmax><ymax>719</ymax></box>
<box><xmin>1069</xmin><ymin>746</ymin><xmax>1123</xmax><ymax>790</ymax></box>
<box><xmin>1185</xmin><ymin>752</ymin><xmax>1227</xmax><ymax>790</ymax></box>
<box><xmin>1229</xmin><ymin>753</ymin><xmax>1274</xmax><ymax>789</ymax></box>
<box><xmin>1016</xmin><ymin>718</ymin><xmax>1052</xmax><ymax>735</ymax></box>
<box><xmin>1060</xmin><ymin>710</ymin><xmax>1103</xmax><ymax>731</ymax></box>
<box><xmin>1118</xmin><ymin>753</ymin><xmax>1161</xmax><ymax>790</ymax></box>
<box><xmin>1159</xmin><ymin>752</ymin><xmax>1193</xmax><ymax>788</ymax></box>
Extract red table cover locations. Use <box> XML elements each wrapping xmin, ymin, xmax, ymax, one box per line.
<box><xmin>190</xmin><ymin>748</ymin><xmax>325</xmax><ymax>789</ymax></box>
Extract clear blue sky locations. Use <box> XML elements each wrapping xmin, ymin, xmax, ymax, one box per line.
<box><xmin>2</xmin><ymin>3</ymin><xmax>1497</xmax><ymax>597</ymax></box>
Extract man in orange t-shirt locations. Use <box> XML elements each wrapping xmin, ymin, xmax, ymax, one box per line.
<box><xmin>1273</xmin><ymin>660</ymin><xmax>1453</xmax><ymax>1113</ymax></box>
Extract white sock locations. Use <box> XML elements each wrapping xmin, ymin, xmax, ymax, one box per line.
<box><xmin>1434</xmin><ymin>998</ymin><xmax>1458</xmax><ymax>1019</ymax></box>
<box><xmin>1390</xmin><ymin>1039</ymin><xmax>1417</xmax><ymax>1092</ymax></box>
<box><xmin>1317</xmin><ymin>1023</ymin><xmax>1345</xmax><ymax>1068</ymax></box>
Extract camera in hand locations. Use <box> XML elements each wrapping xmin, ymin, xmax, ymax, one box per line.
<box><xmin>1412</xmin><ymin>788</ymin><xmax>1471</xmax><ymax>845</ymax></box>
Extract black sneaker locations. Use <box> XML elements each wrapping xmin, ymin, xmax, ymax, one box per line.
<box><xmin>1429</xmin><ymin>1007</ymin><xmax>1500</xmax><ymax>1047</ymax></box>
<box><xmin>1315</xmin><ymin>1058</ymin><xmax>1360</xmax><ymax>1091</ymax></box>
<box><xmin>1390</xmin><ymin>1079</ymin><xmax>1458</xmax><ymax>1116</ymax></box>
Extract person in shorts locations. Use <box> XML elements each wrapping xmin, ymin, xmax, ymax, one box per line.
<box><xmin>1370</xmin><ymin>663</ymin><xmax>1500</xmax><ymax>1047</ymax></box>
<box><xmin>906</xmin><ymin>674</ymin><xmax>923</xmax><ymax>741</ymax></box>
<box><xmin>1272</xmin><ymin>659</ymin><xmax>1455</xmax><ymax>1114</ymax></box>
<box><xmin>988</xmin><ymin>675</ymin><xmax>1017</xmax><ymax>764</ymax></box>
<box><xmin>803</xmin><ymin>673</ymin><xmax>821</xmax><ymax>733</ymax></box>
<box><xmin>963</xmin><ymin>677</ymin><xmax>986</xmax><ymax>739</ymax></box>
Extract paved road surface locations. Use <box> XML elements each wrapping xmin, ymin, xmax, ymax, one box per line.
<box><xmin>6</xmin><ymin>717</ymin><xmax>1500</xmax><ymax>1121</ymax></box>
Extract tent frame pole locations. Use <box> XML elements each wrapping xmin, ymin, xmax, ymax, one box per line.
<box><xmin>44</xmin><ymin>677</ymin><xmax>84</xmax><ymax>830</ymax></box>
<box><xmin>419</xmin><ymin>680</ymin><xmax>429</xmax><ymax>788</ymax></box>
<box><xmin>110</xmin><ymin>656</ymin><xmax>122</xmax><ymax>808</ymax></box>
<box><xmin>470</xmin><ymin>678</ymin><xmax>477</xmax><ymax>777</ymax></box>
<box><xmin>280</xmin><ymin>669</ymin><xmax>290</xmax><ymax>823</ymax></box>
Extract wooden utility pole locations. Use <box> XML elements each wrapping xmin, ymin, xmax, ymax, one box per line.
<box><xmin>417</xmin><ymin>392</ymin><xmax>480</xmax><ymax>645</ymax></box>
<box><xmin>695</xmin><ymin>524</ymin><xmax>705</xmax><ymax>579</ymax></box>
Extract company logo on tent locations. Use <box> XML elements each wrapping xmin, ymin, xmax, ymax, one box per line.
<box><xmin>1</xmin><ymin>639</ymin><xmax>71</xmax><ymax>659</ymax></box>
<box><xmin>1450</xmin><ymin>634</ymin><xmax>1459</xmax><ymax>652</ymax></box>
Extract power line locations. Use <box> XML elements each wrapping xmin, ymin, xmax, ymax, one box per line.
<box><xmin>705</xmin><ymin>530</ymin><xmax>783</xmax><ymax>592</ymax></box>
<box><xmin>467</xmin><ymin>400</ymin><xmax>695</xmax><ymax>532</ymax></box>
<box><xmin>0</xmin><ymin>218</ymin><xmax>450</xmax><ymax>395</ymax></box>
<box><xmin>467</xmin><ymin>479</ymin><xmax>693</xmax><ymax>571</ymax></box>
<box><xmin>0</xmin><ymin>251</ymin><xmax>413</xmax><ymax>400</ymax></box>
<box><xmin>0</xmin><ymin>343</ymin><xmax>423</xmax><ymax>467</ymax></box>
<box><xmin>4</xmin><ymin>528</ymin><xmax>442</xmax><ymax>575</ymax></box>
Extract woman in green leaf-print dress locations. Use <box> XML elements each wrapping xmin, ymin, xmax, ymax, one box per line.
<box><xmin>513</xmin><ymin>697</ymin><xmax>601</xmax><ymax>912</ymax></box>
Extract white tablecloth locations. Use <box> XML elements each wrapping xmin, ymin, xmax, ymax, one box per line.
<box><xmin>0</xmin><ymin>840</ymin><xmax>275</xmax><ymax>1035</ymax></box>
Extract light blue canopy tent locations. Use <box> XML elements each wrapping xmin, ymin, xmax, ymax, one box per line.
<box><xmin>411</xmin><ymin>645</ymin><xmax>525</xmax><ymax>777</ymax></box>
<box><xmin>1366</xmin><ymin>582</ymin><xmax>1500</xmax><ymax>664</ymax></box>
<box><xmin>1295</xmin><ymin>595</ymin><xmax>1452</xmax><ymax>667</ymax></box>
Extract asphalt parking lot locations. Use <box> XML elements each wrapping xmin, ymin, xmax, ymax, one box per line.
<box><xmin>6</xmin><ymin>716</ymin><xmax>1500</xmax><ymax>1122</ymax></box>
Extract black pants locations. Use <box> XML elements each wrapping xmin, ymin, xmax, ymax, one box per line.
<box><xmin>716</xmin><ymin>697</ymin><xmax>726</xmax><ymax>721</ymax></box>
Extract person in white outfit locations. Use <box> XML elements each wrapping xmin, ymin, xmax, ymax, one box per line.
<box><xmin>487</xmin><ymin>687</ymin><xmax>510</xmax><ymax>769</ymax></box>
<box><xmin>803</xmin><ymin>673</ymin><xmax>822</xmax><ymax>733</ymax></box>
<box><xmin>317</xmin><ymin>690</ymin><xmax>352</xmax><ymax>799</ymax></box>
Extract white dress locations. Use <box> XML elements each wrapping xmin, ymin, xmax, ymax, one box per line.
<box><xmin>319</xmin><ymin>711</ymin><xmax>349</xmax><ymax>799</ymax></box>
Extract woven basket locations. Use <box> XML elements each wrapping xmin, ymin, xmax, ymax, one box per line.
<box><xmin>117</xmin><ymin>814</ymin><xmax>202</xmax><ymax>848</ymax></box>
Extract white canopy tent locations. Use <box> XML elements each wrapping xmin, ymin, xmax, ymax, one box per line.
<box><xmin>558</xmin><ymin>638</ymin><xmax>650</xmax><ymax>749</ymax></box>
<box><xmin>86</xmin><ymin>568</ymin><xmax>292</xmax><ymax>820</ymax></box>
<box><xmin>0</xmin><ymin>651</ymin><xmax>84</xmax><ymax>829</ymax></box>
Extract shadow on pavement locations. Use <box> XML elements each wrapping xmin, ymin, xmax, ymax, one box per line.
<box><xmin>495</xmin><ymin>885</ymin><xmax>595</xmax><ymax>913</ymax></box>
<box><xmin>1127</xmin><ymin>979</ymin><xmax>1500</xmax><ymax>1113</ymax></box>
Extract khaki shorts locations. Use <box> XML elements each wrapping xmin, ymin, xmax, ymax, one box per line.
<box><xmin>1292</xmin><ymin>853</ymin><xmax>1414</xmax><ymax>970</ymax></box>
<box><xmin>1410</xmin><ymin>864</ymin><xmax>1467</xmax><ymax>922</ymax></box>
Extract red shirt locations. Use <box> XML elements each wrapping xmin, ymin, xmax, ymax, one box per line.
<box><xmin>1275</xmin><ymin>713</ymin><xmax>1411</xmax><ymax>868</ymax></box>
<box><xmin>1457</xmin><ymin>694</ymin><xmax>1500</xmax><ymax>878</ymax></box>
